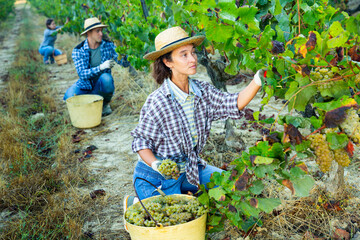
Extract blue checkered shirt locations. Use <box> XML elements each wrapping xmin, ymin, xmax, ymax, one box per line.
<box><xmin>131</xmin><ymin>79</ymin><xmax>244</xmax><ymax>186</ymax></box>
<box><xmin>72</xmin><ymin>39</ymin><xmax>129</xmax><ymax>90</ymax></box>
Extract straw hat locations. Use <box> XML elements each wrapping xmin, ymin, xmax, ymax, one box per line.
<box><xmin>143</xmin><ymin>26</ymin><xmax>205</xmax><ymax>60</ymax></box>
<box><xmin>81</xmin><ymin>17</ymin><xmax>108</xmax><ymax>36</ymax></box>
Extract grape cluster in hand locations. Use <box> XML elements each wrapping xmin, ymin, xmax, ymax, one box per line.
<box><xmin>125</xmin><ymin>195</ymin><xmax>208</xmax><ymax>227</ymax></box>
<box><xmin>158</xmin><ymin>159</ymin><xmax>180</xmax><ymax>180</ymax></box>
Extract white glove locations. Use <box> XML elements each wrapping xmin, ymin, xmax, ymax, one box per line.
<box><xmin>254</xmin><ymin>69</ymin><xmax>265</xmax><ymax>86</ymax></box>
<box><xmin>99</xmin><ymin>60</ymin><xmax>115</xmax><ymax>70</ymax></box>
<box><xmin>151</xmin><ymin>160</ymin><xmax>169</xmax><ymax>179</ymax></box>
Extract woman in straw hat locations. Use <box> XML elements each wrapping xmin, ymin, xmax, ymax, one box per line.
<box><xmin>39</xmin><ymin>18</ymin><xmax>68</xmax><ymax>64</ymax></box>
<box><xmin>127</xmin><ymin>26</ymin><xmax>264</xmax><ymax>204</ymax></box>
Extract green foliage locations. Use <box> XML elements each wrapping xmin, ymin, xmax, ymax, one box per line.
<box><xmin>0</xmin><ymin>0</ymin><xmax>15</xmax><ymax>20</ymax></box>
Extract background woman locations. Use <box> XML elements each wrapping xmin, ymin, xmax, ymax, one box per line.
<box><xmin>39</xmin><ymin>18</ymin><xmax>68</xmax><ymax>64</ymax></box>
<box><xmin>126</xmin><ymin>26</ymin><xmax>264</xmax><ymax>207</ymax></box>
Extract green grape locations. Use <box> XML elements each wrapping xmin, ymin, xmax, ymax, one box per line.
<box><xmin>310</xmin><ymin>67</ymin><xmax>336</xmax><ymax>91</ymax></box>
<box><xmin>125</xmin><ymin>195</ymin><xmax>208</xmax><ymax>227</ymax></box>
<box><xmin>308</xmin><ymin>133</ymin><xmax>334</xmax><ymax>172</ymax></box>
<box><xmin>158</xmin><ymin>159</ymin><xmax>180</xmax><ymax>179</ymax></box>
<box><xmin>339</xmin><ymin>108</ymin><xmax>360</xmax><ymax>143</ymax></box>
<box><xmin>355</xmin><ymin>74</ymin><xmax>360</xmax><ymax>84</ymax></box>
<box><xmin>334</xmin><ymin>149</ymin><xmax>351</xmax><ymax>167</ymax></box>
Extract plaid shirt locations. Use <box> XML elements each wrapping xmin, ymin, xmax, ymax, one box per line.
<box><xmin>131</xmin><ymin>79</ymin><xmax>244</xmax><ymax>186</ymax></box>
<box><xmin>72</xmin><ymin>39</ymin><xmax>129</xmax><ymax>90</ymax></box>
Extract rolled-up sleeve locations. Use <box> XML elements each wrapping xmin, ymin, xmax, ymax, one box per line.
<box><xmin>202</xmin><ymin>81</ymin><xmax>244</xmax><ymax>121</ymax></box>
<box><xmin>131</xmin><ymin>97</ymin><xmax>162</xmax><ymax>153</ymax></box>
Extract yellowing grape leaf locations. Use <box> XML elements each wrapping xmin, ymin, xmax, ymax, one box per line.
<box><xmin>282</xmin><ymin>179</ymin><xmax>295</xmax><ymax>195</ymax></box>
<box><xmin>324</xmin><ymin>106</ymin><xmax>352</xmax><ymax>128</ymax></box>
<box><xmin>282</xmin><ymin>123</ymin><xmax>304</xmax><ymax>145</ymax></box>
<box><xmin>235</xmin><ymin>170</ymin><xmax>249</xmax><ymax>191</ymax></box>
<box><xmin>298</xmin><ymin>45</ymin><xmax>307</xmax><ymax>58</ymax></box>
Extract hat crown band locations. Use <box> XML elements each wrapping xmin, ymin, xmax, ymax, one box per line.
<box><xmin>155</xmin><ymin>26</ymin><xmax>190</xmax><ymax>51</ymax></box>
<box><xmin>159</xmin><ymin>37</ymin><xmax>190</xmax><ymax>50</ymax></box>
<box><xmin>84</xmin><ymin>22</ymin><xmax>102</xmax><ymax>31</ymax></box>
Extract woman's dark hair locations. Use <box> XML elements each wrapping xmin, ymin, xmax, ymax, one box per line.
<box><xmin>46</xmin><ymin>18</ymin><xmax>54</xmax><ymax>29</ymax></box>
<box><xmin>152</xmin><ymin>52</ymin><xmax>172</xmax><ymax>84</ymax></box>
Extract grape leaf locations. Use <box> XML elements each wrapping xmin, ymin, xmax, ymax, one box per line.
<box><xmin>253</xmin><ymin>156</ymin><xmax>275</xmax><ymax>165</ymax></box>
<box><xmin>282</xmin><ymin>123</ymin><xmax>304</xmax><ymax>145</ymax></box>
<box><xmin>249</xmin><ymin>198</ymin><xmax>258</xmax><ymax>208</ymax></box>
<box><xmin>249</xmin><ymin>180</ymin><xmax>264</xmax><ymax>194</ymax></box>
<box><xmin>305</xmin><ymin>31</ymin><xmax>316</xmax><ymax>51</ymax></box>
<box><xmin>209</xmin><ymin>187</ymin><xmax>226</xmax><ymax>201</ymax></box>
<box><xmin>281</xmin><ymin>179</ymin><xmax>295</xmax><ymax>194</ymax></box>
<box><xmin>324</xmin><ymin>106</ymin><xmax>351</xmax><ymax>128</ymax></box>
<box><xmin>326</xmin><ymin>133</ymin><xmax>349</xmax><ymax>150</ymax></box>
<box><xmin>238</xmin><ymin>201</ymin><xmax>260</xmax><ymax>218</ymax></box>
<box><xmin>291</xmin><ymin>175</ymin><xmax>315</xmax><ymax>197</ymax></box>
<box><xmin>257</xmin><ymin>198</ymin><xmax>281</xmax><ymax>213</ymax></box>
<box><xmin>346</xmin><ymin>140</ymin><xmax>354</xmax><ymax>157</ymax></box>
<box><xmin>313</xmin><ymin>97</ymin><xmax>358</xmax><ymax>111</ymax></box>
<box><xmin>235</xmin><ymin>170</ymin><xmax>249</xmax><ymax>191</ymax></box>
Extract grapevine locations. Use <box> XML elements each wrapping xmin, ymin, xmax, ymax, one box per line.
<box><xmin>125</xmin><ymin>195</ymin><xmax>207</xmax><ymax>227</ymax></box>
<box><xmin>27</xmin><ymin>0</ymin><xmax>360</xmax><ymax>234</ymax></box>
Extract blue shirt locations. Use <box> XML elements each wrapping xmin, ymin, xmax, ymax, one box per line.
<box><xmin>39</xmin><ymin>26</ymin><xmax>62</xmax><ymax>49</ymax></box>
<box><xmin>72</xmin><ymin>39</ymin><xmax>130</xmax><ymax>90</ymax></box>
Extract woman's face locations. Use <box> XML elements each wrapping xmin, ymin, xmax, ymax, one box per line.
<box><xmin>48</xmin><ymin>21</ymin><xmax>56</xmax><ymax>30</ymax></box>
<box><xmin>164</xmin><ymin>44</ymin><xmax>198</xmax><ymax>77</ymax></box>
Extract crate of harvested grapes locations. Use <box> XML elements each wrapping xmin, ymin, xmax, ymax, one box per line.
<box><xmin>124</xmin><ymin>183</ymin><xmax>207</xmax><ymax>240</ymax></box>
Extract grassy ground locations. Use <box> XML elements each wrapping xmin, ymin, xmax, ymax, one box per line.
<box><xmin>0</xmin><ymin>5</ymin><xmax>94</xmax><ymax>239</ymax></box>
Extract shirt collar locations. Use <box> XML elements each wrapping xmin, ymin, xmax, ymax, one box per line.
<box><xmin>159</xmin><ymin>78</ymin><xmax>202</xmax><ymax>100</ymax></box>
<box><xmin>83</xmin><ymin>39</ymin><xmax>104</xmax><ymax>50</ymax></box>
<box><xmin>167</xmin><ymin>79</ymin><xmax>191</xmax><ymax>102</ymax></box>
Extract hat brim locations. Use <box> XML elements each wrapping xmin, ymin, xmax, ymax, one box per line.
<box><xmin>143</xmin><ymin>35</ymin><xmax>205</xmax><ymax>60</ymax></box>
<box><xmin>80</xmin><ymin>24</ymin><xmax>108</xmax><ymax>36</ymax></box>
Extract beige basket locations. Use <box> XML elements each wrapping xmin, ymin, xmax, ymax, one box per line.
<box><xmin>124</xmin><ymin>194</ymin><xmax>207</xmax><ymax>240</ymax></box>
<box><xmin>54</xmin><ymin>53</ymin><xmax>67</xmax><ymax>65</ymax></box>
<box><xmin>66</xmin><ymin>94</ymin><xmax>103</xmax><ymax>128</ymax></box>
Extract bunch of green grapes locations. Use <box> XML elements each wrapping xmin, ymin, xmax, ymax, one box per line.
<box><xmin>125</xmin><ymin>195</ymin><xmax>207</xmax><ymax>227</ymax></box>
<box><xmin>355</xmin><ymin>73</ymin><xmax>360</xmax><ymax>85</ymax></box>
<box><xmin>339</xmin><ymin>108</ymin><xmax>360</xmax><ymax>143</ymax></box>
<box><xmin>333</xmin><ymin>148</ymin><xmax>351</xmax><ymax>167</ymax></box>
<box><xmin>308</xmin><ymin>133</ymin><xmax>334</xmax><ymax>172</ymax></box>
<box><xmin>158</xmin><ymin>159</ymin><xmax>180</xmax><ymax>180</ymax></box>
<box><xmin>310</xmin><ymin>67</ymin><xmax>335</xmax><ymax>91</ymax></box>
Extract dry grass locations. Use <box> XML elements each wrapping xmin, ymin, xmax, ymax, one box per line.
<box><xmin>111</xmin><ymin>67</ymin><xmax>156</xmax><ymax>116</ymax></box>
<box><xmin>0</xmin><ymin>7</ymin><xmax>96</xmax><ymax>239</ymax></box>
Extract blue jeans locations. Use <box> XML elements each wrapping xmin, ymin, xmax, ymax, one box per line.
<box><xmin>63</xmin><ymin>73</ymin><xmax>114</xmax><ymax>105</ymax></box>
<box><xmin>39</xmin><ymin>46</ymin><xmax>62</xmax><ymax>63</ymax></box>
<box><xmin>133</xmin><ymin>161</ymin><xmax>223</xmax><ymax>200</ymax></box>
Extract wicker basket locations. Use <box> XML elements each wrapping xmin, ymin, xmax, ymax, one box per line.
<box><xmin>54</xmin><ymin>53</ymin><xmax>67</xmax><ymax>65</ymax></box>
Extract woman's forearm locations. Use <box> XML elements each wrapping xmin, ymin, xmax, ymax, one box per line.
<box><xmin>237</xmin><ymin>79</ymin><xmax>261</xmax><ymax>110</ymax></box>
<box><xmin>138</xmin><ymin>149</ymin><xmax>158</xmax><ymax>167</ymax></box>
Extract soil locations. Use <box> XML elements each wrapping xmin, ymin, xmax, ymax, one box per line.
<box><xmin>1</xmin><ymin>2</ymin><xmax>360</xmax><ymax>240</ymax></box>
